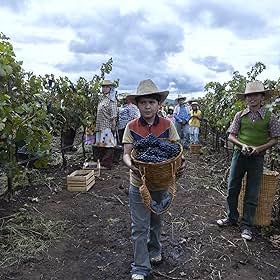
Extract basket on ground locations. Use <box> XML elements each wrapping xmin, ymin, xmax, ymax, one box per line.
<box><xmin>238</xmin><ymin>170</ymin><xmax>279</xmax><ymax>226</ymax></box>
<box><xmin>189</xmin><ymin>144</ymin><xmax>202</xmax><ymax>154</ymax></box>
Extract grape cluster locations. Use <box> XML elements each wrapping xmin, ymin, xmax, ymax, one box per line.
<box><xmin>133</xmin><ymin>134</ymin><xmax>181</xmax><ymax>163</ymax></box>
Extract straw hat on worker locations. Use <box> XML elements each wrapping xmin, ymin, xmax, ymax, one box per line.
<box><xmin>101</xmin><ymin>79</ymin><xmax>115</xmax><ymax>87</ymax></box>
<box><xmin>237</xmin><ymin>80</ymin><xmax>275</xmax><ymax>100</ymax></box>
<box><xmin>191</xmin><ymin>101</ymin><xmax>199</xmax><ymax>106</ymax></box>
<box><xmin>126</xmin><ymin>79</ymin><xmax>169</xmax><ymax>104</ymax></box>
<box><xmin>175</xmin><ymin>94</ymin><xmax>186</xmax><ymax>102</ymax></box>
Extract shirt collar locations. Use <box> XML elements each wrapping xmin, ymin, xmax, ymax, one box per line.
<box><xmin>139</xmin><ymin>114</ymin><xmax>159</xmax><ymax>126</ymax></box>
<box><xmin>241</xmin><ymin>106</ymin><xmax>266</xmax><ymax>119</ymax></box>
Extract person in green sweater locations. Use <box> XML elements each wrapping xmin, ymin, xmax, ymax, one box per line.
<box><xmin>217</xmin><ymin>80</ymin><xmax>280</xmax><ymax>240</ymax></box>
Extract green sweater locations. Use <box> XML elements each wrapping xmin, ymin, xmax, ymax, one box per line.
<box><xmin>237</xmin><ymin>111</ymin><xmax>271</xmax><ymax>147</ymax></box>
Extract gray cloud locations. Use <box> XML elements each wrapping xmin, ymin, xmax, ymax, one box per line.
<box><xmin>0</xmin><ymin>0</ymin><xmax>29</xmax><ymax>12</ymax></box>
<box><xmin>167</xmin><ymin>76</ymin><xmax>203</xmax><ymax>93</ymax></box>
<box><xmin>67</xmin><ymin>10</ymin><xmax>184</xmax><ymax>59</ymax></box>
<box><xmin>55</xmin><ymin>55</ymin><xmax>104</xmax><ymax>73</ymax></box>
<box><xmin>173</xmin><ymin>1</ymin><xmax>270</xmax><ymax>39</ymax></box>
<box><xmin>52</xmin><ymin>8</ymin><xmax>189</xmax><ymax>92</ymax></box>
<box><xmin>193</xmin><ymin>56</ymin><xmax>234</xmax><ymax>73</ymax></box>
<box><xmin>15</xmin><ymin>34</ymin><xmax>62</xmax><ymax>45</ymax></box>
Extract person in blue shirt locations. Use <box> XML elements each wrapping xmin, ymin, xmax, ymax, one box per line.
<box><xmin>173</xmin><ymin>95</ymin><xmax>190</xmax><ymax>149</ymax></box>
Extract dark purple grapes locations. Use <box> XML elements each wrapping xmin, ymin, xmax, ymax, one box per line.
<box><xmin>133</xmin><ymin>134</ymin><xmax>181</xmax><ymax>163</ymax></box>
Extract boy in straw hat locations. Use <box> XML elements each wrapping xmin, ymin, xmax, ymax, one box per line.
<box><xmin>122</xmin><ymin>79</ymin><xmax>186</xmax><ymax>280</ymax></box>
<box><xmin>173</xmin><ymin>94</ymin><xmax>191</xmax><ymax>149</ymax></box>
<box><xmin>217</xmin><ymin>80</ymin><xmax>280</xmax><ymax>241</ymax></box>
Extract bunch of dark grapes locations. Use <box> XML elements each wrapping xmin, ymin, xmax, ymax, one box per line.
<box><xmin>133</xmin><ymin>134</ymin><xmax>181</xmax><ymax>163</ymax></box>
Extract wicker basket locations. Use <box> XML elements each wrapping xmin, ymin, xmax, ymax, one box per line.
<box><xmin>131</xmin><ymin>142</ymin><xmax>183</xmax><ymax>214</ymax></box>
<box><xmin>190</xmin><ymin>144</ymin><xmax>202</xmax><ymax>154</ymax></box>
<box><xmin>238</xmin><ymin>170</ymin><xmax>279</xmax><ymax>226</ymax></box>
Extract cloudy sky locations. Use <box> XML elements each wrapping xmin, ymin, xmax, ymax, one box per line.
<box><xmin>1</xmin><ymin>0</ymin><xmax>280</xmax><ymax>99</ymax></box>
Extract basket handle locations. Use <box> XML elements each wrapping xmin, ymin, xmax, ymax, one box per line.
<box><xmin>139</xmin><ymin>162</ymin><xmax>177</xmax><ymax>215</ymax></box>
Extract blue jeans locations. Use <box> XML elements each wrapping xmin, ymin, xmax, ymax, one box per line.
<box><xmin>227</xmin><ymin>150</ymin><xmax>264</xmax><ymax>228</ymax></box>
<box><xmin>175</xmin><ymin>122</ymin><xmax>190</xmax><ymax>149</ymax></box>
<box><xmin>189</xmin><ymin>126</ymin><xmax>199</xmax><ymax>144</ymax></box>
<box><xmin>129</xmin><ymin>185</ymin><xmax>164</xmax><ymax>276</ymax></box>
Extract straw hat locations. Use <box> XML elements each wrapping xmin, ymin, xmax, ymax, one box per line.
<box><xmin>191</xmin><ymin>101</ymin><xmax>199</xmax><ymax>106</ymax></box>
<box><xmin>118</xmin><ymin>92</ymin><xmax>129</xmax><ymax>100</ymax></box>
<box><xmin>127</xmin><ymin>79</ymin><xmax>169</xmax><ymax>104</ymax></box>
<box><xmin>237</xmin><ymin>80</ymin><xmax>275</xmax><ymax>100</ymax></box>
<box><xmin>101</xmin><ymin>80</ymin><xmax>115</xmax><ymax>87</ymax></box>
<box><xmin>175</xmin><ymin>94</ymin><xmax>186</xmax><ymax>101</ymax></box>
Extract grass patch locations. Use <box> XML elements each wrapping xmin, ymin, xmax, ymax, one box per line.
<box><xmin>0</xmin><ymin>207</ymin><xmax>67</xmax><ymax>269</ymax></box>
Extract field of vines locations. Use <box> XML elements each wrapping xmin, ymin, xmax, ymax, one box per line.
<box><xmin>1</xmin><ymin>33</ymin><xmax>280</xmax><ymax>199</ymax></box>
<box><xmin>1</xmin><ymin>32</ymin><xmax>280</xmax><ymax>280</ymax></box>
<box><xmin>0</xmin><ymin>33</ymin><xmax>118</xmax><ymax>196</ymax></box>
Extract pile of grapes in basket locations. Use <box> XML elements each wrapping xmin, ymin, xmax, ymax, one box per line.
<box><xmin>133</xmin><ymin>134</ymin><xmax>181</xmax><ymax>163</ymax></box>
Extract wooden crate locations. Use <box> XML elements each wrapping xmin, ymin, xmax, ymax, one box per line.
<box><xmin>67</xmin><ymin>169</ymin><xmax>95</xmax><ymax>192</ymax></box>
<box><xmin>190</xmin><ymin>144</ymin><xmax>202</xmax><ymax>154</ymax></box>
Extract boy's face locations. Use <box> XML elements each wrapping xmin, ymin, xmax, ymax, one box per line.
<box><xmin>245</xmin><ymin>93</ymin><xmax>264</xmax><ymax>107</ymax></box>
<box><xmin>137</xmin><ymin>97</ymin><xmax>160</xmax><ymax>120</ymax></box>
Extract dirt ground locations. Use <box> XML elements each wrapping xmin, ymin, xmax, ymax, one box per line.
<box><xmin>1</xmin><ymin>146</ymin><xmax>280</xmax><ymax>280</ymax></box>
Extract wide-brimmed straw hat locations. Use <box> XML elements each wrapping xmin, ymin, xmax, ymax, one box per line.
<box><xmin>101</xmin><ymin>79</ymin><xmax>115</xmax><ymax>87</ymax></box>
<box><xmin>175</xmin><ymin>94</ymin><xmax>186</xmax><ymax>101</ymax></box>
<box><xmin>191</xmin><ymin>101</ymin><xmax>199</xmax><ymax>106</ymax></box>
<box><xmin>237</xmin><ymin>80</ymin><xmax>275</xmax><ymax>100</ymax></box>
<box><xmin>127</xmin><ymin>79</ymin><xmax>169</xmax><ymax>104</ymax></box>
<box><xmin>118</xmin><ymin>92</ymin><xmax>129</xmax><ymax>99</ymax></box>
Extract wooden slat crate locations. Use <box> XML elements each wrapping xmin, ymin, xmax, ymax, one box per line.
<box><xmin>190</xmin><ymin>144</ymin><xmax>202</xmax><ymax>154</ymax></box>
<box><xmin>67</xmin><ymin>169</ymin><xmax>95</xmax><ymax>192</ymax></box>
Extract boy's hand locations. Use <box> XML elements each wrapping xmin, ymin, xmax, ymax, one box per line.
<box><xmin>247</xmin><ymin>146</ymin><xmax>261</xmax><ymax>156</ymax></box>
<box><xmin>241</xmin><ymin>145</ymin><xmax>253</xmax><ymax>155</ymax></box>
<box><xmin>130</xmin><ymin>164</ymin><xmax>141</xmax><ymax>177</ymax></box>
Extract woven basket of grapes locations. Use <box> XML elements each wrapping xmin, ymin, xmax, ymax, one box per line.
<box><xmin>131</xmin><ymin>135</ymin><xmax>183</xmax><ymax>189</ymax></box>
<box><xmin>131</xmin><ymin>135</ymin><xmax>183</xmax><ymax>214</ymax></box>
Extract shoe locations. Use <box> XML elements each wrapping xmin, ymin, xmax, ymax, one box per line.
<box><xmin>241</xmin><ymin>228</ymin><xmax>252</xmax><ymax>241</ymax></box>
<box><xmin>216</xmin><ymin>218</ymin><xmax>237</xmax><ymax>227</ymax></box>
<box><xmin>150</xmin><ymin>254</ymin><xmax>162</xmax><ymax>264</ymax></box>
<box><xmin>131</xmin><ymin>274</ymin><xmax>144</xmax><ymax>280</ymax></box>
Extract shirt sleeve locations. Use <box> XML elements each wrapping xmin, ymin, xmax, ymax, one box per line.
<box><xmin>227</xmin><ymin>111</ymin><xmax>242</xmax><ymax>135</ymax></box>
<box><xmin>269</xmin><ymin>113</ymin><xmax>280</xmax><ymax>138</ymax></box>
<box><xmin>111</xmin><ymin>100</ymin><xmax>118</xmax><ymax>119</ymax></box>
<box><xmin>169</xmin><ymin>121</ymin><xmax>180</xmax><ymax>141</ymax></box>
<box><xmin>122</xmin><ymin>123</ymin><xmax>134</xmax><ymax>144</ymax></box>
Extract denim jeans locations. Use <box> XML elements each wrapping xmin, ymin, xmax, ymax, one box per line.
<box><xmin>129</xmin><ymin>185</ymin><xmax>164</xmax><ymax>276</ymax></box>
<box><xmin>227</xmin><ymin>150</ymin><xmax>264</xmax><ymax>228</ymax></box>
<box><xmin>189</xmin><ymin>126</ymin><xmax>199</xmax><ymax>144</ymax></box>
<box><xmin>175</xmin><ymin>122</ymin><xmax>190</xmax><ymax>149</ymax></box>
